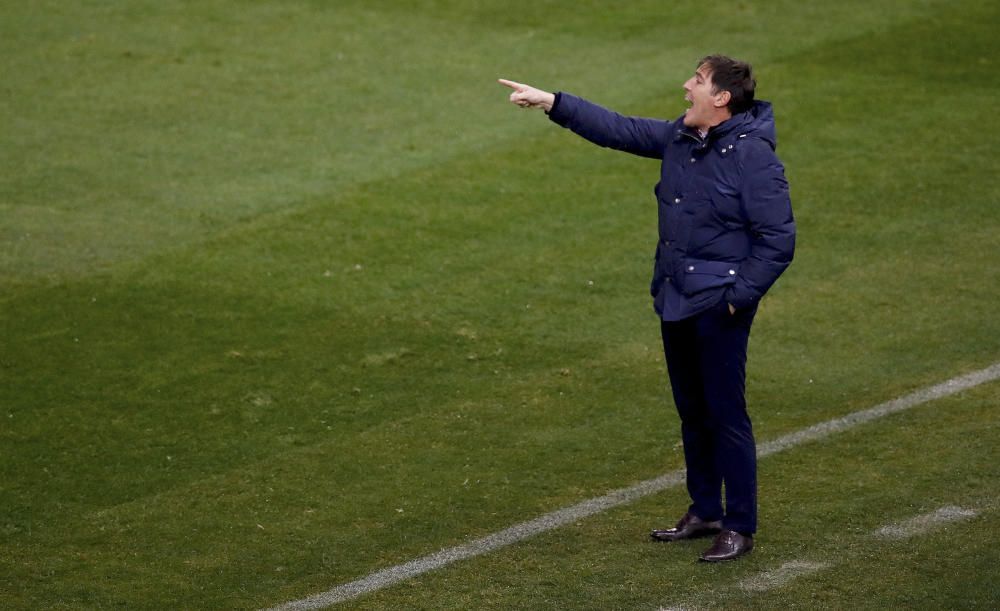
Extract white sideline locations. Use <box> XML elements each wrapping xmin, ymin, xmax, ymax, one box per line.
<box><xmin>875</xmin><ymin>505</ymin><xmax>978</xmax><ymax>539</ymax></box>
<box><xmin>266</xmin><ymin>361</ymin><xmax>1000</xmax><ymax>610</ymax></box>
<box><xmin>659</xmin><ymin>504</ymin><xmax>980</xmax><ymax>608</ymax></box>
<box><xmin>739</xmin><ymin>560</ymin><xmax>829</xmax><ymax>592</ymax></box>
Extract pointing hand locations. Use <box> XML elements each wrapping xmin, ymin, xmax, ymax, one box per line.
<box><xmin>498</xmin><ymin>79</ymin><xmax>555</xmax><ymax>112</ymax></box>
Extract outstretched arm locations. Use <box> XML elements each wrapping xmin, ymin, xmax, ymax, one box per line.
<box><xmin>498</xmin><ymin>78</ymin><xmax>555</xmax><ymax>112</ymax></box>
<box><xmin>498</xmin><ymin>78</ymin><xmax>669</xmax><ymax>159</ymax></box>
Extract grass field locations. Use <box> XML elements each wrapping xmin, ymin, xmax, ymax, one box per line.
<box><xmin>2</xmin><ymin>0</ymin><xmax>999</xmax><ymax>608</ymax></box>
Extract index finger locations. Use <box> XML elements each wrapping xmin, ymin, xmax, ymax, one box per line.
<box><xmin>497</xmin><ymin>78</ymin><xmax>524</xmax><ymax>91</ymax></box>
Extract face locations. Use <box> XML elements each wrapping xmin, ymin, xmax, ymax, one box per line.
<box><xmin>682</xmin><ymin>64</ymin><xmax>730</xmax><ymax>130</ymax></box>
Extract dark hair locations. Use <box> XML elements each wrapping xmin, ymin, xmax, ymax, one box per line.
<box><xmin>698</xmin><ymin>55</ymin><xmax>756</xmax><ymax>114</ymax></box>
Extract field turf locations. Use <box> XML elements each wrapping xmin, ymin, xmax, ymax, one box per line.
<box><xmin>2</xmin><ymin>1</ymin><xmax>999</xmax><ymax>608</ymax></box>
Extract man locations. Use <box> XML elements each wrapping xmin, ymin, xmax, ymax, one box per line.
<box><xmin>499</xmin><ymin>55</ymin><xmax>795</xmax><ymax>562</ymax></box>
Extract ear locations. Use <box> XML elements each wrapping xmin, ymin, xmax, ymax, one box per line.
<box><xmin>714</xmin><ymin>89</ymin><xmax>731</xmax><ymax>108</ymax></box>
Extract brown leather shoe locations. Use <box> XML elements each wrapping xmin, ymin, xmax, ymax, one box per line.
<box><xmin>699</xmin><ymin>529</ymin><xmax>753</xmax><ymax>562</ymax></box>
<box><xmin>650</xmin><ymin>512</ymin><xmax>723</xmax><ymax>542</ymax></box>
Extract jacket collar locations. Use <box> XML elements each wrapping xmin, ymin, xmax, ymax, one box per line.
<box><xmin>676</xmin><ymin>109</ymin><xmax>753</xmax><ymax>144</ymax></box>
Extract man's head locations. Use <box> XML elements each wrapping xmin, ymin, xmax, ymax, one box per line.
<box><xmin>682</xmin><ymin>55</ymin><xmax>756</xmax><ymax>130</ymax></box>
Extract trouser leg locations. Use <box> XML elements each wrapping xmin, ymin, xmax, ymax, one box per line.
<box><xmin>693</xmin><ymin>303</ymin><xmax>757</xmax><ymax>534</ymax></box>
<box><xmin>661</xmin><ymin>317</ymin><xmax>723</xmax><ymax>522</ymax></box>
<box><xmin>661</xmin><ymin>302</ymin><xmax>757</xmax><ymax>533</ymax></box>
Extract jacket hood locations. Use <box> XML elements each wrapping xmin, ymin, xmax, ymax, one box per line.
<box><xmin>744</xmin><ymin>100</ymin><xmax>776</xmax><ymax>149</ymax></box>
<box><xmin>722</xmin><ymin>100</ymin><xmax>776</xmax><ymax>149</ymax></box>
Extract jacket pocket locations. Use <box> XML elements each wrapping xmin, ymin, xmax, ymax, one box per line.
<box><xmin>680</xmin><ymin>259</ymin><xmax>739</xmax><ymax>296</ymax></box>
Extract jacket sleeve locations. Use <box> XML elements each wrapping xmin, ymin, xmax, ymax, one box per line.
<box><xmin>547</xmin><ymin>92</ymin><xmax>670</xmax><ymax>159</ymax></box>
<box><xmin>726</xmin><ymin>139</ymin><xmax>796</xmax><ymax>309</ymax></box>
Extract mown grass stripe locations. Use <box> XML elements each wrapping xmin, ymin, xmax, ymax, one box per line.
<box><xmin>267</xmin><ymin>361</ymin><xmax>1000</xmax><ymax>610</ymax></box>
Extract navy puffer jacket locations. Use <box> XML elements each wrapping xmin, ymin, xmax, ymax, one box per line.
<box><xmin>548</xmin><ymin>93</ymin><xmax>795</xmax><ymax>321</ymax></box>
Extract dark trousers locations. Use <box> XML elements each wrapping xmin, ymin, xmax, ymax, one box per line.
<box><xmin>660</xmin><ymin>300</ymin><xmax>758</xmax><ymax>534</ymax></box>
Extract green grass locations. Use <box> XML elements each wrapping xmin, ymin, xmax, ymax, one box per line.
<box><xmin>359</xmin><ymin>385</ymin><xmax>1000</xmax><ymax>610</ymax></box>
<box><xmin>2</xmin><ymin>0</ymin><xmax>999</xmax><ymax>608</ymax></box>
